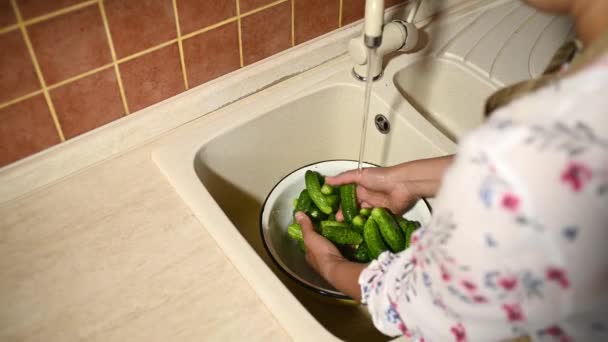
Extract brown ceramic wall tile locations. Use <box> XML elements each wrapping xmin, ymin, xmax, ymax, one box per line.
<box><xmin>0</xmin><ymin>0</ymin><xmax>16</xmax><ymax>27</ymax></box>
<box><xmin>295</xmin><ymin>0</ymin><xmax>339</xmax><ymax>44</ymax></box>
<box><xmin>177</xmin><ymin>0</ymin><xmax>235</xmax><ymax>35</ymax></box>
<box><xmin>241</xmin><ymin>2</ymin><xmax>291</xmax><ymax>66</ymax></box>
<box><xmin>28</xmin><ymin>5</ymin><xmax>111</xmax><ymax>85</ymax></box>
<box><xmin>342</xmin><ymin>0</ymin><xmax>407</xmax><ymax>26</ymax></box>
<box><xmin>0</xmin><ymin>30</ymin><xmax>40</xmax><ymax>103</ymax></box>
<box><xmin>183</xmin><ymin>22</ymin><xmax>240</xmax><ymax>87</ymax></box>
<box><xmin>120</xmin><ymin>43</ymin><xmax>184</xmax><ymax>112</ymax></box>
<box><xmin>239</xmin><ymin>0</ymin><xmax>276</xmax><ymax>14</ymax></box>
<box><xmin>0</xmin><ymin>95</ymin><xmax>60</xmax><ymax>167</ymax></box>
<box><xmin>342</xmin><ymin>0</ymin><xmax>364</xmax><ymax>26</ymax></box>
<box><xmin>51</xmin><ymin>68</ymin><xmax>124</xmax><ymax>139</ymax></box>
<box><xmin>104</xmin><ymin>0</ymin><xmax>176</xmax><ymax>58</ymax></box>
<box><xmin>17</xmin><ymin>0</ymin><xmax>85</xmax><ymax>20</ymax></box>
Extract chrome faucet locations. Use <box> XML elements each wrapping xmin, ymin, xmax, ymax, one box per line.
<box><xmin>349</xmin><ymin>0</ymin><xmax>421</xmax><ymax>81</ymax></box>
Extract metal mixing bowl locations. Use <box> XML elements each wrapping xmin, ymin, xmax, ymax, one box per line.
<box><xmin>259</xmin><ymin>160</ymin><xmax>432</xmax><ymax>300</ymax></box>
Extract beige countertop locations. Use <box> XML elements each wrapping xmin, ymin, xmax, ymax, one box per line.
<box><xmin>0</xmin><ymin>144</ymin><xmax>290</xmax><ymax>341</ymax></box>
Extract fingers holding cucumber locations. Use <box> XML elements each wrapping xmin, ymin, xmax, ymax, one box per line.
<box><xmin>286</xmin><ymin>169</ymin><xmax>422</xmax><ymax>264</ymax></box>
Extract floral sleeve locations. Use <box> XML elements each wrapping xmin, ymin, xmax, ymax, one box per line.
<box><xmin>359</xmin><ymin>55</ymin><xmax>608</xmax><ymax>342</ymax></box>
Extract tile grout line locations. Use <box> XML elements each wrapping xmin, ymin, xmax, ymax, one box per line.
<box><xmin>182</xmin><ymin>16</ymin><xmax>238</xmax><ymax>40</ymax></box>
<box><xmin>338</xmin><ymin>0</ymin><xmax>343</xmax><ymax>27</ymax></box>
<box><xmin>10</xmin><ymin>0</ymin><xmax>66</xmax><ymax>142</ymax></box>
<box><xmin>22</xmin><ymin>0</ymin><xmax>98</xmax><ymax>27</ymax></box>
<box><xmin>291</xmin><ymin>0</ymin><xmax>295</xmax><ymax>47</ymax></box>
<box><xmin>0</xmin><ymin>0</ymin><xmax>290</xmax><ymax>111</ymax></box>
<box><xmin>0</xmin><ymin>24</ymin><xmax>18</xmax><ymax>35</ymax></box>
<box><xmin>171</xmin><ymin>0</ymin><xmax>189</xmax><ymax>90</ymax></box>
<box><xmin>48</xmin><ymin>63</ymin><xmax>114</xmax><ymax>91</ymax></box>
<box><xmin>117</xmin><ymin>39</ymin><xmax>178</xmax><ymax>64</ymax></box>
<box><xmin>0</xmin><ymin>90</ymin><xmax>43</xmax><ymax>111</ymax></box>
<box><xmin>241</xmin><ymin>0</ymin><xmax>288</xmax><ymax>19</ymax></box>
<box><xmin>236</xmin><ymin>0</ymin><xmax>244</xmax><ymax>68</ymax></box>
<box><xmin>98</xmin><ymin>0</ymin><xmax>130</xmax><ymax>115</ymax></box>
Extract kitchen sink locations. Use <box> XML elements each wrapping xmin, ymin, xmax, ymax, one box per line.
<box><xmin>192</xmin><ymin>84</ymin><xmax>449</xmax><ymax>341</ymax></box>
<box><xmin>152</xmin><ymin>1</ymin><xmax>571</xmax><ymax>339</ymax></box>
<box><xmin>154</xmin><ymin>75</ymin><xmax>453</xmax><ymax>341</ymax></box>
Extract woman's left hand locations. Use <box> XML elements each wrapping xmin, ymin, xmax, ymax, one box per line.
<box><xmin>295</xmin><ymin>212</ymin><xmax>346</xmax><ymax>280</ymax></box>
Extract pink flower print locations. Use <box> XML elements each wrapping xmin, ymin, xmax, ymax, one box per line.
<box><xmin>498</xmin><ymin>277</ymin><xmax>518</xmax><ymax>291</ymax></box>
<box><xmin>450</xmin><ymin>323</ymin><xmax>467</xmax><ymax>342</ymax></box>
<box><xmin>561</xmin><ymin>161</ymin><xmax>593</xmax><ymax>192</ymax></box>
<box><xmin>543</xmin><ymin>325</ymin><xmax>572</xmax><ymax>342</ymax></box>
<box><xmin>502</xmin><ymin>303</ymin><xmax>524</xmax><ymax>322</ymax></box>
<box><xmin>546</xmin><ymin>267</ymin><xmax>570</xmax><ymax>289</ymax></box>
<box><xmin>472</xmin><ymin>295</ymin><xmax>487</xmax><ymax>303</ymax></box>
<box><xmin>440</xmin><ymin>265</ymin><xmax>451</xmax><ymax>282</ymax></box>
<box><xmin>501</xmin><ymin>193</ymin><xmax>520</xmax><ymax>212</ymax></box>
<box><xmin>461</xmin><ymin>280</ymin><xmax>477</xmax><ymax>292</ymax></box>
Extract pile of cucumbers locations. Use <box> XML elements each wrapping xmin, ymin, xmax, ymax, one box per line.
<box><xmin>287</xmin><ymin>170</ymin><xmax>421</xmax><ymax>263</ymax></box>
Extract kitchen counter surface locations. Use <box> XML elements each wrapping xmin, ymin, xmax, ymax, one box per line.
<box><xmin>0</xmin><ymin>144</ymin><xmax>290</xmax><ymax>341</ymax></box>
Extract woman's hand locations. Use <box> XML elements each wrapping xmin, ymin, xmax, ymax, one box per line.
<box><xmin>296</xmin><ymin>212</ymin><xmax>366</xmax><ymax>300</ymax></box>
<box><xmin>295</xmin><ymin>212</ymin><xmax>345</xmax><ymax>279</ymax></box>
<box><xmin>325</xmin><ymin>166</ymin><xmax>416</xmax><ymax>215</ymax></box>
<box><xmin>325</xmin><ymin>156</ymin><xmax>454</xmax><ymax>215</ymax></box>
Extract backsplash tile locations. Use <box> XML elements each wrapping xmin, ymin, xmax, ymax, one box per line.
<box><xmin>295</xmin><ymin>0</ymin><xmax>339</xmax><ymax>45</ymax></box>
<box><xmin>28</xmin><ymin>4</ymin><xmax>111</xmax><ymax>85</ymax></box>
<box><xmin>183</xmin><ymin>22</ymin><xmax>240</xmax><ymax>87</ymax></box>
<box><xmin>104</xmin><ymin>0</ymin><xmax>176</xmax><ymax>58</ymax></box>
<box><xmin>177</xmin><ymin>0</ymin><xmax>235</xmax><ymax>35</ymax></box>
<box><xmin>120</xmin><ymin>43</ymin><xmax>184</xmax><ymax>112</ymax></box>
<box><xmin>241</xmin><ymin>1</ymin><xmax>291</xmax><ymax>66</ymax></box>
<box><xmin>239</xmin><ymin>0</ymin><xmax>276</xmax><ymax>14</ymax></box>
<box><xmin>0</xmin><ymin>0</ymin><xmax>412</xmax><ymax>167</ymax></box>
<box><xmin>0</xmin><ymin>30</ymin><xmax>40</xmax><ymax>103</ymax></box>
<box><xmin>0</xmin><ymin>95</ymin><xmax>60</xmax><ymax>167</ymax></box>
<box><xmin>342</xmin><ymin>0</ymin><xmax>365</xmax><ymax>25</ymax></box>
<box><xmin>17</xmin><ymin>0</ymin><xmax>84</xmax><ymax>20</ymax></box>
<box><xmin>0</xmin><ymin>0</ymin><xmax>16</xmax><ymax>27</ymax></box>
<box><xmin>51</xmin><ymin>68</ymin><xmax>125</xmax><ymax>139</ymax></box>
<box><xmin>342</xmin><ymin>0</ymin><xmax>406</xmax><ymax>26</ymax></box>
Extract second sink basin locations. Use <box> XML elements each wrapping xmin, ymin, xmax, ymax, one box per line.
<box><xmin>394</xmin><ymin>58</ymin><xmax>496</xmax><ymax>140</ymax></box>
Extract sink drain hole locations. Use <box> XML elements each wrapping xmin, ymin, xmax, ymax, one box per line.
<box><xmin>374</xmin><ymin>114</ymin><xmax>391</xmax><ymax>134</ymax></box>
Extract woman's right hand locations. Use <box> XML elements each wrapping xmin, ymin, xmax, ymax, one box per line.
<box><xmin>325</xmin><ymin>166</ymin><xmax>417</xmax><ymax>215</ymax></box>
<box><xmin>325</xmin><ymin>156</ymin><xmax>454</xmax><ymax>215</ymax></box>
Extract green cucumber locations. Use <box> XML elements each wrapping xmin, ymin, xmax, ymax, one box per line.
<box><xmin>339</xmin><ymin>184</ymin><xmax>358</xmax><ymax>223</ymax></box>
<box><xmin>395</xmin><ymin>216</ymin><xmax>422</xmax><ymax>248</ymax></box>
<box><xmin>309</xmin><ymin>205</ymin><xmax>328</xmax><ymax>221</ymax></box>
<box><xmin>320</xmin><ymin>221</ymin><xmax>363</xmax><ymax>245</ymax></box>
<box><xmin>320</xmin><ymin>220</ymin><xmax>352</xmax><ymax>230</ymax></box>
<box><xmin>305</xmin><ymin>171</ymin><xmax>333</xmax><ymax>214</ymax></box>
<box><xmin>287</xmin><ymin>223</ymin><xmax>303</xmax><ymax>241</ymax></box>
<box><xmin>363</xmin><ymin>218</ymin><xmax>388</xmax><ymax>259</ymax></box>
<box><xmin>293</xmin><ymin>189</ymin><xmax>312</xmax><ymax>217</ymax></box>
<box><xmin>353</xmin><ymin>242</ymin><xmax>371</xmax><ymax>262</ymax></box>
<box><xmin>359</xmin><ymin>208</ymin><xmax>371</xmax><ymax>217</ymax></box>
<box><xmin>321</xmin><ymin>184</ymin><xmax>335</xmax><ymax>195</ymax></box>
<box><xmin>326</xmin><ymin>194</ymin><xmax>340</xmax><ymax>212</ymax></box>
<box><xmin>352</xmin><ymin>215</ymin><xmax>366</xmax><ymax>233</ymax></box>
<box><xmin>371</xmin><ymin>208</ymin><xmax>406</xmax><ymax>252</ymax></box>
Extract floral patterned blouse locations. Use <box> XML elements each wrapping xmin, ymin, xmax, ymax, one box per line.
<box><xmin>359</xmin><ymin>54</ymin><xmax>608</xmax><ymax>341</ymax></box>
